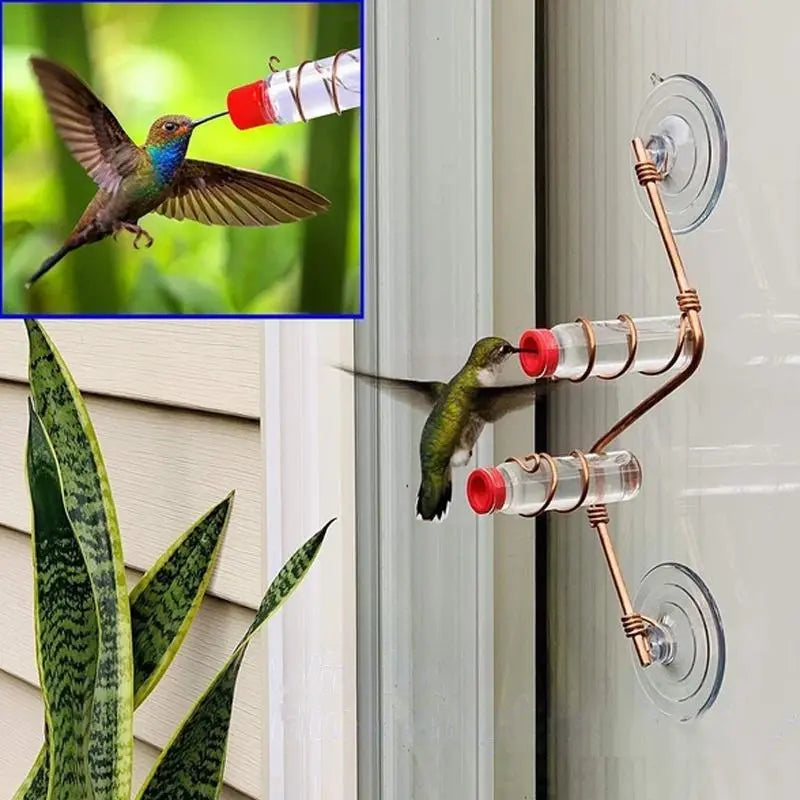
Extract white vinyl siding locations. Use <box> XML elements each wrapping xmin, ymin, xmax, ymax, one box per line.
<box><xmin>0</xmin><ymin>321</ymin><xmax>266</xmax><ymax>799</ymax></box>
<box><xmin>0</xmin><ymin>383</ymin><xmax>264</xmax><ymax>606</ymax></box>
<box><xmin>0</xmin><ymin>321</ymin><xmax>261</xmax><ymax>416</ymax></box>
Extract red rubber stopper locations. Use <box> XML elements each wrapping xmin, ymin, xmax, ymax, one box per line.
<box><xmin>466</xmin><ymin>467</ymin><xmax>507</xmax><ymax>515</ymax></box>
<box><xmin>226</xmin><ymin>80</ymin><xmax>277</xmax><ymax>130</ymax></box>
<box><xmin>518</xmin><ymin>328</ymin><xmax>560</xmax><ymax>378</ymax></box>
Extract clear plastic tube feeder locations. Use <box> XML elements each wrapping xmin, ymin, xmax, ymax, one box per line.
<box><xmin>226</xmin><ymin>48</ymin><xmax>361</xmax><ymax>129</ymax></box>
<box><xmin>518</xmin><ymin>315</ymin><xmax>692</xmax><ymax>380</ymax></box>
<box><xmin>466</xmin><ymin>451</ymin><xmax>642</xmax><ymax>516</ymax></box>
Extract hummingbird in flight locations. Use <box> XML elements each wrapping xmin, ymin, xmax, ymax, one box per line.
<box><xmin>341</xmin><ymin>337</ymin><xmax>559</xmax><ymax>521</ymax></box>
<box><xmin>25</xmin><ymin>56</ymin><xmax>330</xmax><ymax>288</ymax></box>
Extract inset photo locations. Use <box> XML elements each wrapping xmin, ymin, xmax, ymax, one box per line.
<box><xmin>2</xmin><ymin>1</ymin><xmax>362</xmax><ymax>316</ymax></box>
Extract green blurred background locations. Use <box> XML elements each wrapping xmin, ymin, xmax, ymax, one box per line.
<box><xmin>2</xmin><ymin>2</ymin><xmax>361</xmax><ymax>315</ymax></box>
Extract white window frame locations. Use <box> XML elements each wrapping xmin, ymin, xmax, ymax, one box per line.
<box><xmin>355</xmin><ymin>0</ymin><xmax>496</xmax><ymax>797</ymax></box>
<box><xmin>259</xmin><ymin>0</ymin><xmax>516</xmax><ymax>795</ymax></box>
<box><xmin>261</xmin><ymin>320</ymin><xmax>357</xmax><ymax>800</ymax></box>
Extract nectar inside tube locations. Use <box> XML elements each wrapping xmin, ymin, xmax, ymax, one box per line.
<box><xmin>466</xmin><ymin>451</ymin><xmax>642</xmax><ymax>516</ymax></box>
<box><xmin>227</xmin><ymin>47</ymin><xmax>361</xmax><ymax>130</ymax></box>
<box><xmin>518</xmin><ymin>315</ymin><xmax>692</xmax><ymax>380</ymax></box>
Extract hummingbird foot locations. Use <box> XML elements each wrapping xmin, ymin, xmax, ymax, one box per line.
<box><xmin>133</xmin><ymin>228</ymin><xmax>154</xmax><ymax>249</ymax></box>
<box><xmin>113</xmin><ymin>221</ymin><xmax>154</xmax><ymax>249</ymax></box>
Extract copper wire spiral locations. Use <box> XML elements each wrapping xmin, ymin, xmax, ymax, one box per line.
<box><xmin>585</xmin><ymin>505</ymin><xmax>610</xmax><ymax>527</ymax></box>
<box><xmin>677</xmin><ymin>288</ymin><xmax>701</xmax><ymax>313</ymax></box>
<box><xmin>566</xmin><ymin>313</ymin><xmax>691</xmax><ymax>383</ymax></box>
<box><xmin>503</xmin><ymin>450</ymin><xmax>591</xmax><ymax>518</ymax></box>
<box><xmin>634</xmin><ymin>161</ymin><xmax>663</xmax><ymax>185</ymax></box>
<box><xmin>620</xmin><ymin>613</ymin><xmax>659</xmax><ymax>639</ymax></box>
<box><xmin>268</xmin><ymin>49</ymin><xmax>357</xmax><ymax>122</ymax></box>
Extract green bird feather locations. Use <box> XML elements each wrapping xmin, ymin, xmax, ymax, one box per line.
<box><xmin>26</xmin><ymin>56</ymin><xmax>331</xmax><ymax>287</ymax></box>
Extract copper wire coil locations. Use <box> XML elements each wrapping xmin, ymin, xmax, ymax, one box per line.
<box><xmin>621</xmin><ymin>613</ymin><xmax>660</xmax><ymax>640</ymax></box>
<box><xmin>600</xmin><ymin>314</ymin><xmax>638</xmax><ymax>380</ymax></box>
<box><xmin>634</xmin><ymin>161</ymin><xmax>663</xmax><ymax>185</ymax></box>
<box><xmin>621</xmin><ymin>614</ymin><xmax>647</xmax><ymax>638</ymax></box>
<box><xmin>503</xmin><ymin>449</ymin><xmax>591</xmax><ymax>518</ymax></box>
<box><xmin>568</xmin><ymin>313</ymin><xmax>689</xmax><ymax>382</ymax></box>
<box><xmin>586</xmin><ymin>505</ymin><xmax>610</xmax><ymax>527</ymax></box>
<box><xmin>268</xmin><ymin>49</ymin><xmax>356</xmax><ymax>122</ymax></box>
<box><xmin>621</xmin><ymin>614</ymin><xmax>647</xmax><ymax>639</ymax></box>
<box><xmin>327</xmin><ymin>49</ymin><xmax>354</xmax><ymax>114</ymax></box>
<box><xmin>677</xmin><ymin>288</ymin><xmax>702</xmax><ymax>313</ymax></box>
<box><xmin>638</xmin><ymin>315</ymin><xmax>690</xmax><ymax>376</ymax></box>
<box><xmin>571</xmin><ymin>318</ymin><xmax>597</xmax><ymax>382</ymax></box>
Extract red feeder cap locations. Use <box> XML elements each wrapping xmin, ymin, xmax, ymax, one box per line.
<box><xmin>226</xmin><ymin>80</ymin><xmax>277</xmax><ymax>130</ymax></box>
<box><xmin>518</xmin><ymin>328</ymin><xmax>559</xmax><ymax>378</ymax></box>
<box><xmin>466</xmin><ymin>467</ymin><xmax>507</xmax><ymax>515</ymax></box>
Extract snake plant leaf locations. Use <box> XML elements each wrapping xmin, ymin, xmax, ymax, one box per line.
<box><xmin>25</xmin><ymin>402</ymin><xmax>99</xmax><ymax>800</ymax></box>
<box><xmin>137</xmin><ymin>520</ymin><xmax>334</xmax><ymax>800</ymax></box>
<box><xmin>16</xmin><ymin>493</ymin><xmax>235</xmax><ymax>800</ymax></box>
<box><xmin>13</xmin><ymin>751</ymin><xmax>48</xmax><ymax>800</ymax></box>
<box><xmin>25</xmin><ymin>319</ymin><xmax>133</xmax><ymax>800</ymax></box>
<box><xmin>129</xmin><ymin>492</ymin><xmax>234</xmax><ymax>705</ymax></box>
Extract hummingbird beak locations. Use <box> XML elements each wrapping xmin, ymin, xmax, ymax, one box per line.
<box><xmin>191</xmin><ymin>110</ymin><xmax>229</xmax><ymax>129</ymax></box>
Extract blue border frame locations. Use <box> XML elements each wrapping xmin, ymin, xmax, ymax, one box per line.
<box><xmin>0</xmin><ymin>0</ymin><xmax>365</xmax><ymax>320</ymax></box>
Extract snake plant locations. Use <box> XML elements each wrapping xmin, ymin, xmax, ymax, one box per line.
<box><xmin>13</xmin><ymin>320</ymin><xmax>332</xmax><ymax>800</ymax></box>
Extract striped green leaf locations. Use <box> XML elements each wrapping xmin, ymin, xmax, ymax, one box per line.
<box><xmin>13</xmin><ymin>751</ymin><xmax>47</xmax><ymax>800</ymax></box>
<box><xmin>137</xmin><ymin>520</ymin><xmax>334</xmax><ymax>800</ymax></box>
<box><xmin>25</xmin><ymin>319</ymin><xmax>133</xmax><ymax>800</ymax></box>
<box><xmin>25</xmin><ymin>402</ymin><xmax>98</xmax><ymax>800</ymax></box>
<box><xmin>130</xmin><ymin>492</ymin><xmax>234</xmax><ymax>705</ymax></box>
<box><xmin>16</xmin><ymin>493</ymin><xmax>235</xmax><ymax>800</ymax></box>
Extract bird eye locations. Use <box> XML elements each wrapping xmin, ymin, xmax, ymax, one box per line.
<box><xmin>163</xmin><ymin>121</ymin><xmax>176</xmax><ymax>132</ymax></box>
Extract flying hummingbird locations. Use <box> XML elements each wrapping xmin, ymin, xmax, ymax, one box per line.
<box><xmin>341</xmin><ymin>336</ymin><xmax>559</xmax><ymax>521</ymax></box>
<box><xmin>25</xmin><ymin>56</ymin><xmax>330</xmax><ymax>288</ymax></box>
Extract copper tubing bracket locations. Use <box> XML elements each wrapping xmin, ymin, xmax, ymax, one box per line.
<box><xmin>507</xmin><ymin>139</ymin><xmax>705</xmax><ymax>668</ymax></box>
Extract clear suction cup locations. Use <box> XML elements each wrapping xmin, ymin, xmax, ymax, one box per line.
<box><xmin>632</xmin><ymin>562</ymin><xmax>725</xmax><ymax>722</ymax></box>
<box><xmin>633</xmin><ymin>73</ymin><xmax>728</xmax><ymax>234</ymax></box>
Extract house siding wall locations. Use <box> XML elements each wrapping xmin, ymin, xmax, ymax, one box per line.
<box><xmin>0</xmin><ymin>320</ymin><xmax>265</xmax><ymax>799</ymax></box>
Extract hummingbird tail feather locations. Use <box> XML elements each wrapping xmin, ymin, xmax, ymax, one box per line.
<box><xmin>26</xmin><ymin>244</ymin><xmax>76</xmax><ymax>289</ymax></box>
<box><xmin>416</xmin><ymin>474</ymin><xmax>453</xmax><ymax>522</ymax></box>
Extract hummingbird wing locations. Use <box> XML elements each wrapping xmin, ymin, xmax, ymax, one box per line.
<box><xmin>153</xmin><ymin>160</ymin><xmax>330</xmax><ymax>226</ymax></box>
<box><xmin>475</xmin><ymin>379</ymin><xmax>561</xmax><ymax>423</ymax></box>
<box><xmin>29</xmin><ymin>56</ymin><xmax>140</xmax><ymax>193</ymax></box>
<box><xmin>336</xmin><ymin>366</ymin><xmax>447</xmax><ymax>413</ymax></box>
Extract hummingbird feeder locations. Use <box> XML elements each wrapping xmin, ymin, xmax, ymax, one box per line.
<box><xmin>468</xmin><ymin>74</ymin><xmax>729</xmax><ymax>723</ymax></box>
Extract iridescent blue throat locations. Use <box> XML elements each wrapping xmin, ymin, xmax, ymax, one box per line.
<box><xmin>146</xmin><ymin>136</ymin><xmax>190</xmax><ymax>186</ymax></box>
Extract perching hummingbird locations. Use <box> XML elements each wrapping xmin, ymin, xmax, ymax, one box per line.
<box><xmin>26</xmin><ymin>56</ymin><xmax>330</xmax><ymax>288</ymax></box>
<box><xmin>341</xmin><ymin>337</ymin><xmax>559</xmax><ymax>521</ymax></box>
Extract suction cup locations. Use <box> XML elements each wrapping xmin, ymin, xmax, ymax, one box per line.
<box><xmin>633</xmin><ymin>73</ymin><xmax>727</xmax><ymax>234</ymax></box>
<box><xmin>632</xmin><ymin>562</ymin><xmax>725</xmax><ymax>722</ymax></box>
